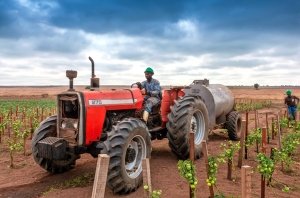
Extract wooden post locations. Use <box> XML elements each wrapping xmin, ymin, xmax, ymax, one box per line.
<box><xmin>254</xmin><ymin>110</ymin><xmax>258</xmax><ymax>129</ymax></box>
<box><xmin>91</xmin><ymin>154</ymin><xmax>110</xmax><ymax>198</ymax></box>
<box><xmin>261</xmin><ymin>127</ymin><xmax>267</xmax><ymax>198</ymax></box>
<box><xmin>245</xmin><ymin>112</ymin><xmax>249</xmax><ymax>159</ymax></box>
<box><xmin>267</xmin><ymin>147</ymin><xmax>275</xmax><ymax>186</ymax></box>
<box><xmin>277</xmin><ymin>114</ymin><xmax>284</xmax><ymax>170</ymax></box>
<box><xmin>286</xmin><ymin>108</ymin><xmax>290</xmax><ymax>128</ymax></box>
<box><xmin>261</xmin><ymin>176</ymin><xmax>266</xmax><ymax>198</ymax></box>
<box><xmin>15</xmin><ymin>106</ymin><xmax>18</xmax><ymax>118</ymax></box>
<box><xmin>271</xmin><ymin>117</ymin><xmax>275</xmax><ymax>140</ymax></box>
<box><xmin>189</xmin><ymin>132</ymin><xmax>195</xmax><ymax>162</ymax></box>
<box><xmin>265</xmin><ymin>113</ymin><xmax>270</xmax><ymax>144</ymax></box>
<box><xmin>142</xmin><ymin>158</ymin><xmax>152</xmax><ymax>198</ymax></box>
<box><xmin>277</xmin><ymin>114</ymin><xmax>282</xmax><ymax>150</ymax></box>
<box><xmin>30</xmin><ymin>116</ymin><xmax>33</xmax><ymax>139</ymax></box>
<box><xmin>238</xmin><ymin>120</ymin><xmax>246</xmax><ymax>168</ymax></box>
<box><xmin>241</xmin><ymin>165</ymin><xmax>252</xmax><ymax>198</ymax></box>
<box><xmin>255</xmin><ymin>112</ymin><xmax>259</xmax><ymax>153</ymax></box>
<box><xmin>202</xmin><ymin>141</ymin><xmax>214</xmax><ymax>198</ymax></box>
<box><xmin>0</xmin><ymin>116</ymin><xmax>2</xmax><ymax>143</ymax></box>
<box><xmin>256</xmin><ymin>110</ymin><xmax>260</xmax><ymax>128</ymax></box>
<box><xmin>189</xmin><ymin>132</ymin><xmax>195</xmax><ymax>198</ymax></box>
<box><xmin>261</xmin><ymin>127</ymin><xmax>267</xmax><ymax>154</ymax></box>
<box><xmin>227</xmin><ymin>159</ymin><xmax>232</xmax><ymax>180</ymax></box>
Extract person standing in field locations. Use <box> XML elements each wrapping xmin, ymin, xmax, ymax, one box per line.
<box><xmin>284</xmin><ymin>89</ymin><xmax>299</xmax><ymax>120</ymax></box>
<box><xmin>141</xmin><ymin>67</ymin><xmax>161</xmax><ymax>123</ymax></box>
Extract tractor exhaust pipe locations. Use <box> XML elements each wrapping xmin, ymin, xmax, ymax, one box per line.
<box><xmin>88</xmin><ymin>56</ymin><xmax>99</xmax><ymax>90</ymax></box>
<box><xmin>66</xmin><ymin>70</ymin><xmax>77</xmax><ymax>91</ymax></box>
<box><xmin>89</xmin><ymin>56</ymin><xmax>95</xmax><ymax>78</ymax></box>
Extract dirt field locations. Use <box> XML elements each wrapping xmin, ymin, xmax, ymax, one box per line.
<box><xmin>0</xmin><ymin>86</ymin><xmax>299</xmax><ymax>198</ymax></box>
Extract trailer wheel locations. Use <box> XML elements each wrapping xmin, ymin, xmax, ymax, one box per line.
<box><xmin>32</xmin><ymin>116</ymin><xmax>78</xmax><ymax>173</ymax></box>
<box><xmin>106</xmin><ymin>118</ymin><xmax>151</xmax><ymax>194</ymax></box>
<box><xmin>167</xmin><ymin>96</ymin><xmax>209</xmax><ymax>159</ymax></box>
<box><xmin>225</xmin><ymin>111</ymin><xmax>242</xmax><ymax>140</ymax></box>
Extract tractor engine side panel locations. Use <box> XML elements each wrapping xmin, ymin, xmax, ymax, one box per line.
<box><xmin>83</xmin><ymin>88</ymin><xmax>144</xmax><ymax>145</ymax></box>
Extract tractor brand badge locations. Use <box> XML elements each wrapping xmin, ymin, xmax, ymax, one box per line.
<box><xmin>88</xmin><ymin>99</ymin><xmax>102</xmax><ymax>105</ymax></box>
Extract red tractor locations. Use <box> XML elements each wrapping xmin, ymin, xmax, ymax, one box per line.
<box><xmin>32</xmin><ymin>57</ymin><xmax>241</xmax><ymax>194</ymax></box>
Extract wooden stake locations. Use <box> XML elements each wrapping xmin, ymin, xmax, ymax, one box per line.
<box><xmin>202</xmin><ymin>141</ymin><xmax>214</xmax><ymax>198</ymax></box>
<box><xmin>227</xmin><ymin>159</ymin><xmax>232</xmax><ymax>180</ymax></box>
<box><xmin>254</xmin><ymin>110</ymin><xmax>258</xmax><ymax>129</ymax></box>
<box><xmin>261</xmin><ymin>176</ymin><xmax>265</xmax><ymax>198</ymax></box>
<box><xmin>189</xmin><ymin>132</ymin><xmax>195</xmax><ymax>162</ymax></box>
<box><xmin>142</xmin><ymin>158</ymin><xmax>152</xmax><ymax>198</ymax></box>
<box><xmin>91</xmin><ymin>154</ymin><xmax>110</xmax><ymax>198</ymax></box>
<box><xmin>15</xmin><ymin>106</ymin><xmax>18</xmax><ymax>117</ymax></box>
<box><xmin>189</xmin><ymin>132</ymin><xmax>195</xmax><ymax>198</ymax></box>
<box><xmin>271</xmin><ymin>117</ymin><xmax>275</xmax><ymax>140</ymax></box>
<box><xmin>245</xmin><ymin>112</ymin><xmax>249</xmax><ymax>159</ymax></box>
<box><xmin>265</xmin><ymin>113</ymin><xmax>269</xmax><ymax>144</ymax></box>
<box><xmin>256</xmin><ymin>110</ymin><xmax>260</xmax><ymax>127</ymax></box>
<box><xmin>238</xmin><ymin>120</ymin><xmax>246</xmax><ymax>168</ymax></box>
<box><xmin>267</xmin><ymin>147</ymin><xmax>275</xmax><ymax>186</ymax></box>
<box><xmin>261</xmin><ymin>127</ymin><xmax>267</xmax><ymax>154</ymax></box>
<box><xmin>277</xmin><ymin>114</ymin><xmax>284</xmax><ymax>170</ymax></box>
<box><xmin>241</xmin><ymin>165</ymin><xmax>252</xmax><ymax>198</ymax></box>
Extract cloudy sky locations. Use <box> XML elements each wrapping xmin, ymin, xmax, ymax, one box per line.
<box><xmin>0</xmin><ymin>0</ymin><xmax>299</xmax><ymax>86</ymax></box>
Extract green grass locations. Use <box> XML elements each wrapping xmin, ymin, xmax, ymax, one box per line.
<box><xmin>42</xmin><ymin>172</ymin><xmax>94</xmax><ymax>196</ymax></box>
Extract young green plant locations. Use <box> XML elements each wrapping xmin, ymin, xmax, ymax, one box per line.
<box><xmin>177</xmin><ymin>160</ymin><xmax>198</xmax><ymax>197</ymax></box>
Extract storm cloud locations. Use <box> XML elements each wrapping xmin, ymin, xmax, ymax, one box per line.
<box><xmin>0</xmin><ymin>0</ymin><xmax>299</xmax><ymax>86</ymax></box>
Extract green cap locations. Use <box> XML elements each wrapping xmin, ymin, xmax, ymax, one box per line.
<box><xmin>286</xmin><ymin>89</ymin><xmax>292</xmax><ymax>95</ymax></box>
<box><xmin>144</xmin><ymin>67</ymin><xmax>154</xmax><ymax>74</ymax></box>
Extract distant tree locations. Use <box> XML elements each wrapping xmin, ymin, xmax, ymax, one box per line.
<box><xmin>254</xmin><ymin>83</ymin><xmax>259</xmax><ymax>90</ymax></box>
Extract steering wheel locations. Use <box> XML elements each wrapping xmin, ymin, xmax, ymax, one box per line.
<box><xmin>131</xmin><ymin>82</ymin><xmax>142</xmax><ymax>90</ymax></box>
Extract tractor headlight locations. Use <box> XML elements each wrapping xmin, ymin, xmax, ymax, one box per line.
<box><xmin>61</xmin><ymin>119</ymin><xmax>78</xmax><ymax>129</ymax></box>
<box><xmin>61</xmin><ymin>120</ymin><xmax>67</xmax><ymax>129</ymax></box>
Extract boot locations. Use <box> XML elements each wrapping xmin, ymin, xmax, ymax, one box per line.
<box><xmin>143</xmin><ymin>111</ymin><xmax>149</xmax><ymax>123</ymax></box>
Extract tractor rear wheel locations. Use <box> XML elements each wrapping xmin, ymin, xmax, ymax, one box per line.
<box><xmin>167</xmin><ymin>96</ymin><xmax>209</xmax><ymax>159</ymax></box>
<box><xmin>225</xmin><ymin>111</ymin><xmax>242</xmax><ymax>140</ymax></box>
<box><xmin>106</xmin><ymin>118</ymin><xmax>151</xmax><ymax>194</ymax></box>
<box><xmin>32</xmin><ymin>115</ymin><xmax>78</xmax><ymax>173</ymax></box>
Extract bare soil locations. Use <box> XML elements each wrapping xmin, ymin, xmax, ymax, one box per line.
<box><xmin>0</xmin><ymin>86</ymin><xmax>299</xmax><ymax>198</ymax></box>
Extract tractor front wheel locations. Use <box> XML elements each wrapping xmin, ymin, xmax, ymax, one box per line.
<box><xmin>106</xmin><ymin>118</ymin><xmax>151</xmax><ymax>194</ymax></box>
<box><xmin>32</xmin><ymin>115</ymin><xmax>78</xmax><ymax>173</ymax></box>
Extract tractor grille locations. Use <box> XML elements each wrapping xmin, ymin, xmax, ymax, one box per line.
<box><xmin>58</xmin><ymin>94</ymin><xmax>80</xmax><ymax>146</ymax></box>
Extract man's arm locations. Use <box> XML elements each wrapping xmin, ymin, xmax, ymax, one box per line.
<box><xmin>284</xmin><ymin>97</ymin><xmax>287</xmax><ymax>105</ymax></box>
<box><xmin>294</xmin><ymin>96</ymin><xmax>300</xmax><ymax>104</ymax></box>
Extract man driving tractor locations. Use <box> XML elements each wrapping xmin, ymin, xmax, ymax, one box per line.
<box><xmin>284</xmin><ymin>89</ymin><xmax>299</xmax><ymax>120</ymax></box>
<box><xmin>141</xmin><ymin>67</ymin><xmax>161</xmax><ymax>123</ymax></box>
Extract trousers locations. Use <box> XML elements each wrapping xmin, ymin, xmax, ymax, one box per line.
<box><xmin>144</xmin><ymin>96</ymin><xmax>160</xmax><ymax>113</ymax></box>
<box><xmin>288</xmin><ymin>106</ymin><xmax>297</xmax><ymax>120</ymax></box>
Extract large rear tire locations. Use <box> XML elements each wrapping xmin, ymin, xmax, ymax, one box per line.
<box><xmin>167</xmin><ymin>96</ymin><xmax>209</xmax><ymax>159</ymax></box>
<box><xmin>225</xmin><ymin>111</ymin><xmax>242</xmax><ymax>140</ymax></box>
<box><xmin>31</xmin><ymin>115</ymin><xmax>78</xmax><ymax>173</ymax></box>
<box><xmin>106</xmin><ymin>118</ymin><xmax>151</xmax><ymax>194</ymax></box>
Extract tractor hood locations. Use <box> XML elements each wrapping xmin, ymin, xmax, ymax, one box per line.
<box><xmin>82</xmin><ymin>88</ymin><xmax>144</xmax><ymax>110</ymax></box>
